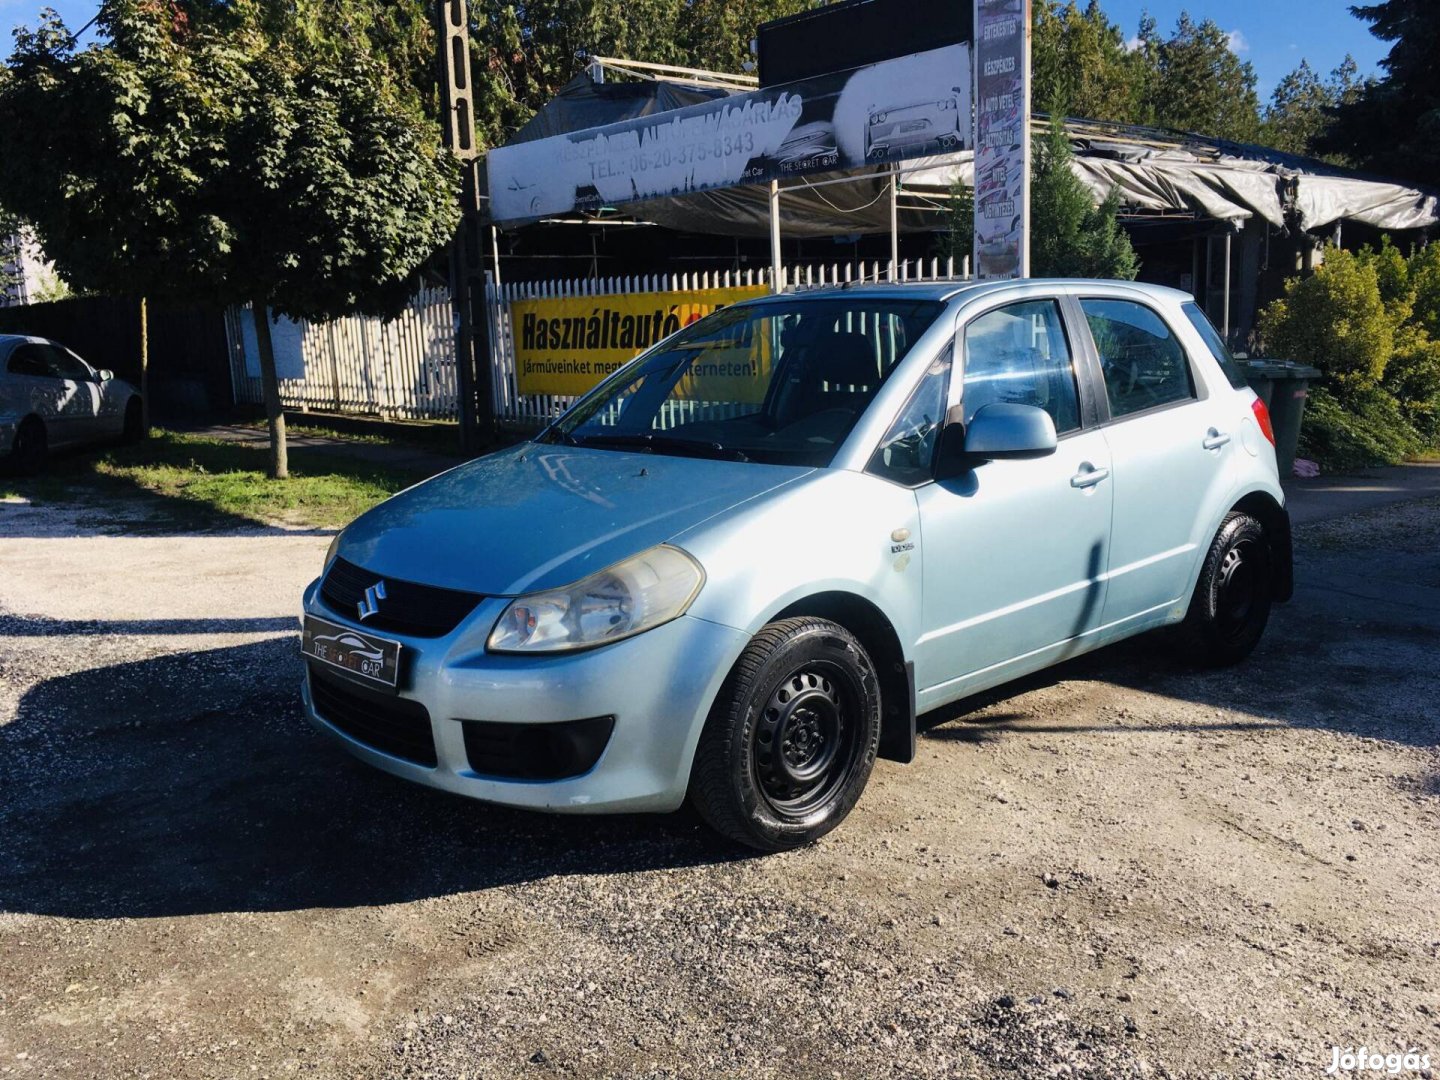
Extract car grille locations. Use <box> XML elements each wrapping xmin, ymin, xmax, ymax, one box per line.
<box><xmin>462</xmin><ymin>716</ymin><xmax>615</xmax><ymax>781</ymax></box>
<box><xmin>320</xmin><ymin>557</ymin><xmax>483</xmax><ymax>638</ymax></box>
<box><xmin>308</xmin><ymin>663</ymin><xmax>437</xmax><ymax>767</ymax></box>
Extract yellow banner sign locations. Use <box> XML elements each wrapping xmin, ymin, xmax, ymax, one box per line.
<box><xmin>510</xmin><ymin>285</ymin><xmax>767</xmax><ymax>397</ymax></box>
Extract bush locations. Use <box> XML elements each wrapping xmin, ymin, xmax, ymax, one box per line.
<box><xmin>1258</xmin><ymin>247</ymin><xmax>1392</xmax><ymax>390</ymax></box>
<box><xmin>1408</xmin><ymin>242</ymin><xmax>1440</xmax><ymax>339</ymax></box>
<box><xmin>1384</xmin><ymin>325</ymin><xmax>1440</xmax><ymax>445</ymax></box>
<box><xmin>1297</xmin><ymin>384</ymin><xmax>1422</xmax><ymax>471</ymax></box>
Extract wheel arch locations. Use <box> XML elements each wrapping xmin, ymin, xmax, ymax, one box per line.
<box><xmin>771</xmin><ymin>591</ymin><xmax>915</xmax><ymax>764</ymax></box>
<box><xmin>1229</xmin><ymin>490</ymin><xmax>1294</xmax><ymax>603</ymax></box>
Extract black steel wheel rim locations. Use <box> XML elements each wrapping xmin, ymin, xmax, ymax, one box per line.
<box><xmin>1216</xmin><ymin>539</ymin><xmax>1261</xmax><ymax>642</ymax></box>
<box><xmin>752</xmin><ymin>663</ymin><xmax>859</xmax><ymax>817</ymax></box>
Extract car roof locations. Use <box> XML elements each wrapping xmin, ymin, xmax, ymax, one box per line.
<box><xmin>735</xmin><ymin>278</ymin><xmax>1194</xmax><ymax>308</ymax></box>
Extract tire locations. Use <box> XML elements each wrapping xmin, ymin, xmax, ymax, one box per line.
<box><xmin>122</xmin><ymin>398</ymin><xmax>145</xmax><ymax>444</ymax></box>
<box><xmin>10</xmin><ymin>416</ymin><xmax>48</xmax><ymax>476</ymax></box>
<box><xmin>689</xmin><ymin>617</ymin><xmax>881</xmax><ymax>852</ymax></box>
<box><xmin>1178</xmin><ymin>511</ymin><xmax>1274</xmax><ymax>667</ymax></box>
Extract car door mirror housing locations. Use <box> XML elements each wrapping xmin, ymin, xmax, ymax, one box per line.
<box><xmin>934</xmin><ymin>403</ymin><xmax>1059</xmax><ymax>478</ymax></box>
<box><xmin>965</xmin><ymin>403</ymin><xmax>1058</xmax><ymax>459</ymax></box>
<box><xmin>97</xmin><ymin>369</ymin><xmax>114</xmax><ymax>382</ymax></box>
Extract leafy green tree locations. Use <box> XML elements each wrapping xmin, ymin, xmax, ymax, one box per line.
<box><xmin>934</xmin><ymin>180</ymin><xmax>974</xmax><ymax>268</ymax></box>
<box><xmin>1316</xmin><ymin>0</ymin><xmax>1440</xmax><ymax>187</ymax></box>
<box><xmin>1262</xmin><ymin>57</ymin><xmax>1364</xmax><ymax>159</ymax></box>
<box><xmin>1029</xmin><ymin>111</ymin><xmax>1139</xmax><ymax>280</ymax></box>
<box><xmin>1148</xmin><ymin>13</ymin><xmax>1261</xmax><ymax>141</ymax></box>
<box><xmin>1032</xmin><ymin>1</ymin><xmax>1145</xmax><ymax>123</ymax></box>
<box><xmin>0</xmin><ymin>1</ymin><xmax>459</xmax><ymax>478</ymax></box>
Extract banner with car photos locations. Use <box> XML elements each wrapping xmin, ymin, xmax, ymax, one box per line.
<box><xmin>973</xmin><ymin>0</ymin><xmax>1032</xmax><ymax>280</ymax></box>
<box><xmin>510</xmin><ymin>285</ymin><xmax>768</xmax><ymax>397</ymax></box>
<box><xmin>488</xmin><ymin>44</ymin><xmax>973</xmax><ymax>225</ymax></box>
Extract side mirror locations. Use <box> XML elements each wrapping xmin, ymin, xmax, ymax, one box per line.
<box><xmin>934</xmin><ymin>403</ymin><xmax>1058</xmax><ymax>480</ymax></box>
<box><xmin>97</xmin><ymin>369</ymin><xmax>114</xmax><ymax>383</ymax></box>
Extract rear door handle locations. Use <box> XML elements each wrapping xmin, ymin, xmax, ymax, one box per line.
<box><xmin>1203</xmin><ymin>429</ymin><xmax>1232</xmax><ymax>450</ymax></box>
<box><xmin>1071</xmin><ymin>464</ymin><xmax>1110</xmax><ymax>489</ymax></box>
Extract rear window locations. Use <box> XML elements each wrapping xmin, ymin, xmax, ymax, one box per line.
<box><xmin>1181</xmin><ymin>303</ymin><xmax>1249</xmax><ymax>390</ymax></box>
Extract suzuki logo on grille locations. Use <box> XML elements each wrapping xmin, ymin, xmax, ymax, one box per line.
<box><xmin>357</xmin><ymin>581</ymin><xmax>387</xmax><ymax>622</ymax></box>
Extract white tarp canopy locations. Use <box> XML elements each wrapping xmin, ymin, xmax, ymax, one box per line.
<box><xmin>487</xmin><ymin>77</ymin><xmax>1438</xmax><ymax>237</ymax></box>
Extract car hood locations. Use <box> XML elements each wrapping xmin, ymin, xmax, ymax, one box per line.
<box><xmin>337</xmin><ymin>444</ymin><xmax>813</xmax><ymax>596</ymax></box>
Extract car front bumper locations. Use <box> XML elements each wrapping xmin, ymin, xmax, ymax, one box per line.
<box><xmin>299</xmin><ymin>577</ymin><xmax>750</xmax><ymax>814</ymax></box>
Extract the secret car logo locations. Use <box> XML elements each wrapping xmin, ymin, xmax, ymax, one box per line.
<box><xmin>357</xmin><ymin>581</ymin><xmax>387</xmax><ymax>622</ymax></box>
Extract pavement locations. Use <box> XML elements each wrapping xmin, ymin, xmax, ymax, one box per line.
<box><xmin>1282</xmin><ymin>461</ymin><xmax>1440</xmax><ymax>525</ymax></box>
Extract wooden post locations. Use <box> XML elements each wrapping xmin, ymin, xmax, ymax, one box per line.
<box><xmin>138</xmin><ymin>296</ymin><xmax>150</xmax><ymax>434</ymax></box>
<box><xmin>251</xmin><ymin>301</ymin><xmax>288</xmax><ymax>480</ymax></box>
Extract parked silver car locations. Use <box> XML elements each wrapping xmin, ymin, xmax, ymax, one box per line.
<box><xmin>301</xmin><ymin>280</ymin><xmax>1292</xmax><ymax>851</ymax></box>
<box><xmin>0</xmin><ymin>334</ymin><xmax>143</xmax><ymax>473</ymax></box>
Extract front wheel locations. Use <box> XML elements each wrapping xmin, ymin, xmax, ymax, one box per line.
<box><xmin>1179</xmin><ymin>511</ymin><xmax>1274</xmax><ymax>667</ymax></box>
<box><xmin>689</xmin><ymin>617</ymin><xmax>881</xmax><ymax>852</ymax></box>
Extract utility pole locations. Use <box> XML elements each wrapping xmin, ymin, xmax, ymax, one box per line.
<box><xmin>435</xmin><ymin>0</ymin><xmax>492</xmax><ymax>455</ymax></box>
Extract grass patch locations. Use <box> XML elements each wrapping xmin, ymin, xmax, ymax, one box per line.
<box><xmin>1</xmin><ymin>430</ymin><xmax>432</xmax><ymax>530</ymax></box>
<box><xmin>237</xmin><ymin>415</ymin><xmax>464</xmax><ymax>455</ymax></box>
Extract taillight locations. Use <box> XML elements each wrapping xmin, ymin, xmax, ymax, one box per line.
<box><xmin>1251</xmin><ymin>397</ymin><xmax>1276</xmax><ymax>447</ymax></box>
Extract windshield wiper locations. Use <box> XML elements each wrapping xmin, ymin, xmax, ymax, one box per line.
<box><xmin>572</xmin><ymin>432</ymin><xmax>750</xmax><ymax>462</ymax></box>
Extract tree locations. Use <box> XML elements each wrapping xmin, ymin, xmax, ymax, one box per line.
<box><xmin>1316</xmin><ymin>0</ymin><xmax>1440</xmax><ymax>186</ymax></box>
<box><xmin>1029</xmin><ymin>111</ymin><xmax>1139</xmax><ymax>280</ymax></box>
<box><xmin>0</xmin><ymin>1</ymin><xmax>459</xmax><ymax>478</ymax></box>
<box><xmin>1032</xmin><ymin>1</ymin><xmax>1146</xmax><ymax>124</ymax></box>
<box><xmin>1148</xmin><ymin>13</ymin><xmax>1262</xmax><ymax>142</ymax></box>
<box><xmin>1262</xmin><ymin>57</ymin><xmax>1364</xmax><ymax>159</ymax></box>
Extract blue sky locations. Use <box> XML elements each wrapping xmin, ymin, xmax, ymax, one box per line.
<box><xmin>1099</xmin><ymin>0</ymin><xmax>1387</xmax><ymax>100</ymax></box>
<box><xmin>2</xmin><ymin>0</ymin><xmax>1389</xmax><ymax>103</ymax></box>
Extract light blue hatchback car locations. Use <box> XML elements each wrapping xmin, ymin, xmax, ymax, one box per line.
<box><xmin>301</xmin><ymin>280</ymin><xmax>1293</xmax><ymax>850</ymax></box>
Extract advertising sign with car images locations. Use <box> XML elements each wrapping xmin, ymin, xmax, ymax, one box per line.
<box><xmin>973</xmin><ymin>0</ymin><xmax>1032</xmax><ymax>279</ymax></box>
<box><xmin>487</xmin><ymin>44</ymin><xmax>972</xmax><ymax>225</ymax></box>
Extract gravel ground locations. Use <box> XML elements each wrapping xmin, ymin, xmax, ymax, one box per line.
<box><xmin>0</xmin><ymin>494</ymin><xmax>1437</xmax><ymax>1080</ymax></box>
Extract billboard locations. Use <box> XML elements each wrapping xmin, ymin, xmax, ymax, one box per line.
<box><xmin>973</xmin><ymin>0</ymin><xmax>1032</xmax><ymax>279</ymax></box>
<box><xmin>488</xmin><ymin>44</ymin><xmax>972</xmax><ymax>226</ymax></box>
<box><xmin>509</xmin><ymin>285</ymin><xmax>767</xmax><ymax>396</ymax></box>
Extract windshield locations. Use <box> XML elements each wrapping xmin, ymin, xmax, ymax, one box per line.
<box><xmin>543</xmin><ymin>297</ymin><xmax>945</xmax><ymax>467</ymax></box>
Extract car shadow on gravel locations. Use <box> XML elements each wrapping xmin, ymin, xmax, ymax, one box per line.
<box><xmin>920</xmin><ymin>595</ymin><xmax>1440</xmax><ymax>754</ymax></box>
<box><xmin>0</xmin><ymin>637</ymin><xmax>748</xmax><ymax>921</ymax></box>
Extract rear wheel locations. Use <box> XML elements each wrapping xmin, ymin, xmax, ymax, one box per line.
<box><xmin>690</xmin><ymin>617</ymin><xmax>880</xmax><ymax>851</ymax></box>
<box><xmin>1179</xmin><ymin>511</ymin><xmax>1274</xmax><ymax>667</ymax></box>
<box><xmin>122</xmin><ymin>398</ymin><xmax>145</xmax><ymax>443</ymax></box>
<box><xmin>10</xmin><ymin>417</ymin><xmax>47</xmax><ymax>476</ymax></box>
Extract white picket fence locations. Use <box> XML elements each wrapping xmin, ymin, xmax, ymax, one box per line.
<box><xmin>229</xmin><ymin>257</ymin><xmax>970</xmax><ymax>426</ymax></box>
<box><xmin>227</xmin><ymin>286</ymin><xmax>457</xmax><ymax>421</ymax></box>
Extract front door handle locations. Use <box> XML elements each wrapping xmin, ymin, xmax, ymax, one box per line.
<box><xmin>1071</xmin><ymin>464</ymin><xmax>1110</xmax><ymax>489</ymax></box>
<box><xmin>1203</xmin><ymin>429</ymin><xmax>1232</xmax><ymax>451</ymax></box>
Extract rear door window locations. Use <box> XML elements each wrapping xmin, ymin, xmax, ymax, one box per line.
<box><xmin>6</xmin><ymin>344</ymin><xmax>51</xmax><ymax>378</ymax></box>
<box><xmin>1081</xmin><ymin>299</ymin><xmax>1196</xmax><ymax>419</ymax></box>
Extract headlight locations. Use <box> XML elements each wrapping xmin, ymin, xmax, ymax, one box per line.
<box><xmin>323</xmin><ymin>532</ymin><xmax>342</xmax><ymax>571</ymax></box>
<box><xmin>487</xmin><ymin>546</ymin><xmax>705</xmax><ymax>654</ymax></box>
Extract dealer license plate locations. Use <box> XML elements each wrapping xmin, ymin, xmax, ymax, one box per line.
<box><xmin>302</xmin><ymin>615</ymin><xmax>401</xmax><ymax>690</ymax></box>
